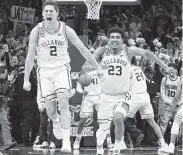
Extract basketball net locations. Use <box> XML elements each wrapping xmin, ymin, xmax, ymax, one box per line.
<box><xmin>84</xmin><ymin>0</ymin><xmax>102</xmax><ymax>20</ymax></box>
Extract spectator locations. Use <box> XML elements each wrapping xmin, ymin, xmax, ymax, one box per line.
<box><xmin>13</xmin><ymin>22</ymin><xmax>29</xmax><ymax>40</ymax></box>
<box><xmin>129</xmin><ymin>16</ymin><xmax>141</xmax><ymax>34</ymax></box>
<box><xmin>14</xmin><ymin>66</ymin><xmax>38</xmax><ymax>146</ymax></box>
<box><xmin>0</xmin><ymin>20</ymin><xmax>4</xmax><ymax>35</ymax></box>
<box><xmin>0</xmin><ymin>33</ymin><xmax>7</xmax><ymax>49</ymax></box>
<box><xmin>18</xmin><ymin>54</ymin><xmax>26</xmax><ymax>66</ymax></box>
<box><xmin>117</xmin><ymin>13</ymin><xmax>128</xmax><ymax>30</ymax></box>
<box><xmin>10</xmin><ymin>56</ymin><xmax>19</xmax><ymax>71</ymax></box>
<box><xmin>144</xmin><ymin>11</ymin><xmax>153</xmax><ymax>28</ymax></box>
<box><xmin>6</xmin><ymin>30</ymin><xmax>17</xmax><ymax>45</ymax></box>
<box><xmin>100</xmin><ymin>7</ymin><xmax>112</xmax><ymax>30</ymax></box>
<box><xmin>0</xmin><ymin>62</ymin><xmax>17</xmax><ymax>150</ymax></box>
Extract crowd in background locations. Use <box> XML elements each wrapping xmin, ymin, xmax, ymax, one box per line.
<box><xmin>0</xmin><ymin>0</ymin><xmax>182</xmax><ymax>148</ymax></box>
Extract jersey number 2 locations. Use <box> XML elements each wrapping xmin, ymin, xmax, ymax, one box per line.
<box><xmin>50</xmin><ymin>46</ymin><xmax>57</xmax><ymax>56</ymax></box>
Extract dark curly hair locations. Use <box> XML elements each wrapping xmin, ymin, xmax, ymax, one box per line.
<box><xmin>107</xmin><ymin>27</ymin><xmax>124</xmax><ymax>38</ymax></box>
<box><xmin>168</xmin><ymin>63</ymin><xmax>178</xmax><ymax>70</ymax></box>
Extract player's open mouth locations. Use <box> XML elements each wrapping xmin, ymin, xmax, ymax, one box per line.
<box><xmin>112</xmin><ymin>42</ymin><xmax>119</xmax><ymax>47</ymax></box>
<box><xmin>47</xmin><ymin>18</ymin><xmax>52</xmax><ymax>21</ymax></box>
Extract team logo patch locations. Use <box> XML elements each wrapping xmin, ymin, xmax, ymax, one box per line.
<box><xmin>105</xmin><ymin>47</ymin><xmax>110</xmax><ymax>56</ymax></box>
<box><xmin>39</xmin><ymin>28</ymin><xmax>45</xmax><ymax>37</ymax></box>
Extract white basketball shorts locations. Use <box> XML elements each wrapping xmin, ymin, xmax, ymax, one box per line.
<box><xmin>127</xmin><ymin>92</ymin><xmax>154</xmax><ymax>119</ymax></box>
<box><xmin>80</xmin><ymin>94</ymin><xmax>100</xmax><ymax>118</ymax></box>
<box><xmin>175</xmin><ymin>105</ymin><xmax>183</xmax><ymax>122</ymax></box>
<box><xmin>37</xmin><ymin>64</ymin><xmax>72</xmax><ymax>101</ymax></box>
<box><xmin>98</xmin><ymin>92</ymin><xmax>130</xmax><ymax>123</ymax></box>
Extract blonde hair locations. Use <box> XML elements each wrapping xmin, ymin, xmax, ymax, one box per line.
<box><xmin>42</xmin><ymin>0</ymin><xmax>59</xmax><ymax>12</ymax></box>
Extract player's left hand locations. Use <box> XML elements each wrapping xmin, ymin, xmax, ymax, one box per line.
<box><xmin>100</xmin><ymin>64</ymin><xmax>108</xmax><ymax>70</ymax></box>
<box><xmin>169</xmin><ymin>112</ymin><xmax>175</xmax><ymax>120</ymax></box>
<box><xmin>83</xmin><ymin>90</ymin><xmax>88</xmax><ymax>96</ymax></box>
<box><xmin>38</xmin><ymin>103</ymin><xmax>45</xmax><ymax>112</ymax></box>
<box><xmin>96</xmin><ymin>69</ymin><xmax>104</xmax><ymax>79</ymax></box>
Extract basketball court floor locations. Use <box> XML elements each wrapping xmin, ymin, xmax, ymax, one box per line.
<box><xmin>0</xmin><ymin>146</ymin><xmax>182</xmax><ymax>155</ymax></box>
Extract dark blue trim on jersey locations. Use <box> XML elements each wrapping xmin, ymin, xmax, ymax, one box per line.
<box><xmin>65</xmin><ymin>64</ymin><xmax>72</xmax><ymax>89</ymax></box>
<box><xmin>37</xmin><ymin>67</ymin><xmax>43</xmax><ymax>98</ymax></box>
<box><xmin>169</xmin><ymin>76</ymin><xmax>179</xmax><ymax>81</ymax></box>
<box><xmin>43</xmin><ymin>21</ymin><xmax>61</xmax><ymax>35</ymax></box>
<box><xmin>55</xmin><ymin>88</ymin><xmax>65</xmax><ymax>93</ymax></box>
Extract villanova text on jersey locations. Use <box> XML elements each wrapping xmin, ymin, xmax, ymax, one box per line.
<box><xmin>40</xmin><ymin>39</ymin><xmax>65</xmax><ymax>48</ymax></box>
<box><xmin>36</xmin><ymin>22</ymin><xmax>70</xmax><ymax>68</ymax></box>
<box><xmin>102</xmin><ymin>57</ymin><xmax>128</xmax><ymax>67</ymax></box>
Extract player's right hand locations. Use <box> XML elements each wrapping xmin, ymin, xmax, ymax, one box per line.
<box><xmin>96</xmin><ymin>68</ymin><xmax>104</xmax><ymax>77</ymax></box>
<box><xmin>23</xmin><ymin>81</ymin><xmax>31</xmax><ymax>91</ymax></box>
<box><xmin>96</xmin><ymin>68</ymin><xmax>106</xmax><ymax>82</ymax></box>
<box><xmin>83</xmin><ymin>90</ymin><xmax>88</xmax><ymax>96</ymax></box>
<box><xmin>100</xmin><ymin>64</ymin><xmax>108</xmax><ymax>70</ymax></box>
<box><xmin>38</xmin><ymin>103</ymin><xmax>45</xmax><ymax>112</ymax></box>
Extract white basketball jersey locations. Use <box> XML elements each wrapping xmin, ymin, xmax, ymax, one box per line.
<box><xmin>100</xmin><ymin>45</ymin><xmax>131</xmax><ymax>95</ymax></box>
<box><xmin>84</xmin><ymin>70</ymin><xmax>101</xmax><ymax>95</ymax></box>
<box><xmin>165</xmin><ymin>76</ymin><xmax>181</xmax><ymax>103</ymax></box>
<box><xmin>178</xmin><ymin>86</ymin><xmax>183</xmax><ymax>106</ymax></box>
<box><xmin>36</xmin><ymin>21</ymin><xmax>70</xmax><ymax>68</ymax></box>
<box><xmin>130</xmin><ymin>66</ymin><xmax>147</xmax><ymax>94</ymax></box>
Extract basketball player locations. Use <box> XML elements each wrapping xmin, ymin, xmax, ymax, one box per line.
<box><xmin>164</xmin><ymin>79</ymin><xmax>182</xmax><ymax>154</ymax></box>
<box><xmin>159</xmin><ymin>63</ymin><xmax>181</xmax><ymax>136</ymax></box>
<box><xmin>127</xmin><ymin>57</ymin><xmax>170</xmax><ymax>152</ymax></box>
<box><xmin>93</xmin><ymin>28</ymin><xmax>170</xmax><ymax>155</ymax></box>
<box><xmin>23</xmin><ymin>1</ymin><xmax>102</xmax><ymax>152</ymax></box>
<box><xmin>73</xmin><ymin>61</ymin><xmax>101</xmax><ymax>149</ymax></box>
<box><xmin>33</xmin><ymin>82</ymin><xmax>57</xmax><ymax>149</ymax></box>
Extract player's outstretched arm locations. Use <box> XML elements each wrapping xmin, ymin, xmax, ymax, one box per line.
<box><xmin>81</xmin><ymin>47</ymin><xmax>106</xmax><ymax>72</ymax></box>
<box><xmin>65</xmin><ymin>26</ymin><xmax>101</xmax><ymax>71</ymax></box>
<box><xmin>93</xmin><ymin>46</ymin><xmax>105</xmax><ymax>63</ymax></box>
<box><xmin>82</xmin><ymin>61</ymin><xmax>96</xmax><ymax>72</ymax></box>
<box><xmin>24</xmin><ymin>27</ymin><xmax>38</xmax><ymax>82</ymax></box>
<box><xmin>128</xmin><ymin>46</ymin><xmax>168</xmax><ymax>71</ymax></box>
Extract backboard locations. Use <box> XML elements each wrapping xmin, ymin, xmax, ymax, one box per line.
<box><xmin>55</xmin><ymin>0</ymin><xmax>140</xmax><ymax>5</ymax></box>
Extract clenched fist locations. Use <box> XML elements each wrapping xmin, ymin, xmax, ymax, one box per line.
<box><xmin>23</xmin><ymin>81</ymin><xmax>31</xmax><ymax>91</ymax></box>
<box><xmin>38</xmin><ymin>103</ymin><xmax>45</xmax><ymax>112</ymax></box>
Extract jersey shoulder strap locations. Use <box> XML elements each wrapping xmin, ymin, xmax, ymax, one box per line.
<box><xmin>165</xmin><ymin>76</ymin><xmax>168</xmax><ymax>86</ymax></box>
<box><xmin>122</xmin><ymin>44</ymin><xmax>131</xmax><ymax>63</ymax></box>
<box><xmin>37</xmin><ymin>22</ymin><xmax>46</xmax><ymax>41</ymax></box>
<box><xmin>60</xmin><ymin>21</ymin><xmax>67</xmax><ymax>39</ymax></box>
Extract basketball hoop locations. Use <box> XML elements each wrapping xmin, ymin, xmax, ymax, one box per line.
<box><xmin>84</xmin><ymin>0</ymin><xmax>102</xmax><ymax>20</ymax></box>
